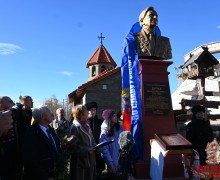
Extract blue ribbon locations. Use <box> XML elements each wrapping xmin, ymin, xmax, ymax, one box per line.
<box><xmin>121</xmin><ymin>22</ymin><xmax>161</xmax><ymax>160</ymax></box>
<box><xmin>121</xmin><ymin>22</ymin><xmax>144</xmax><ymax>160</ymax></box>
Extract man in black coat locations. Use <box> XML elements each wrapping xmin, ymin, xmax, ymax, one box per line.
<box><xmin>17</xmin><ymin>96</ymin><xmax>33</xmax><ymax>140</ymax></box>
<box><xmin>11</xmin><ymin>96</ymin><xmax>33</xmax><ymax>179</ymax></box>
<box><xmin>23</xmin><ymin>105</ymin><xmax>61</xmax><ymax>180</ymax></box>
<box><xmin>186</xmin><ymin>105</ymin><xmax>214</xmax><ymax>165</ymax></box>
<box><xmin>85</xmin><ymin>102</ymin><xmax>105</xmax><ymax>179</ymax></box>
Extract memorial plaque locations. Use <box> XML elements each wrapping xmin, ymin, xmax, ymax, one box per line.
<box><xmin>144</xmin><ymin>82</ymin><xmax>172</xmax><ymax>116</ymax></box>
<box><xmin>154</xmin><ymin>133</ymin><xmax>193</xmax><ymax>150</ymax></box>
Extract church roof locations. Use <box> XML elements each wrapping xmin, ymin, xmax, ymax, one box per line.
<box><xmin>79</xmin><ymin>67</ymin><xmax>120</xmax><ymax>89</ymax></box>
<box><xmin>68</xmin><ymin>67</ymin><xmax>121</xmax><ymax>103</ymax></box>
<box><xmin>86</xmin><ymin>45</ymin><xmax>117</xmax><ymax>68</ymax></box>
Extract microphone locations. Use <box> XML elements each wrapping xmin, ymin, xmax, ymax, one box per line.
<box><xmin>118</xmin><ymin>131</ymin><xmax>134</xmax><ymax>151</ymax></box>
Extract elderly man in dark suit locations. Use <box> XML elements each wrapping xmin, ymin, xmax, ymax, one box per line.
<box><xmin>23</xmin><ymin>105</ymin><xmax>61</xmax><ymax>180</ymax></box>
<box><xmin>135</xmin><ymin>6</ymin><xmax>172</xmax><ymax>60</ymax></box>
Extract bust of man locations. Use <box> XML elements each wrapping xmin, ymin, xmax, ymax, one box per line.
<box><xmin>135</xmin><ymin>6</ymin><xmax>172</xmax><ymax>60</ymax></box>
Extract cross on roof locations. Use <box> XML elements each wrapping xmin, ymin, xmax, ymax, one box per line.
<box><xmin>98</xmin><ymin>33</ymin><xmax>105</xmax><ymax>45</ymax></box>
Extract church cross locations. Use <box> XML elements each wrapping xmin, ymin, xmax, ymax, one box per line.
<box><xmin>98</xmin><ymin>33</ymin><xmax>105</xmax><ymax>45</ymax></box>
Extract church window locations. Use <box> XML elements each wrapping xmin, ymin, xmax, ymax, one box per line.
<box><xmin>102</xmin><ymin>84</ymin><xmax>107</xmax><ymax>90</ymax></box>
<box><xmin>101</xmin><ymin>65</ymin><xmax>106</xmax><ymax>73</ymax></box>
<box><xmin>92</xmin><ymin>66</ymin><xmax>96</xmax><ymax>76</ymax></box>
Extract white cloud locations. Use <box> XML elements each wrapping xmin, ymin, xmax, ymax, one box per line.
<box><xmin>0</xmin><ymin>43</ymin><xmax>22</xmax><ymax>55</ymax></box>
<box><xmin>217</xmin><ymin>25</ymin><xmax>220</xmax><ymax>29</ymax></box>
<box><xmin>59</xmin><ymin>71</ymin><xmax>74</xmax><ymax>77</ymax></box>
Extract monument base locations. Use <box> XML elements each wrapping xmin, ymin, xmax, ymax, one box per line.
<box><xmin>135</xmin><ymin>154</ymin><xmax>184</xmax><ymax>179</ymax></box>
<box><xmin>135</xmin><ymin>160</ymin><xmax>150</xmax><ymax>178</ymax></box>
<box><xmin>135</xmin><ymin>59</ymin><xmax>184</xmax><ymax>179</ymax></box>
<box><xmin>163</xmin><ymin>155</ymin><xmax>184</xmax><ymax>177</ymax></box>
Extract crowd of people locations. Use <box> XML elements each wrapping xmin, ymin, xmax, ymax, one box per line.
<box><xmin>0</xmin><ymin>97</ymin><xmax>136</xmax><ymax>180</ymax></box>
<box><xmin>0</xmin><ymin>95</ymin><xmax>216</xmax><ymax>180</ymax></box>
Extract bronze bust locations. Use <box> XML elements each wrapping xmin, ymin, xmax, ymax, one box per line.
<box><xmin>135</xmin><ymin>6</ymin><xmax>172</xmax><ymax>60</ymax></box>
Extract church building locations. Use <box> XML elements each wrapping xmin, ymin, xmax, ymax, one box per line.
<box><xmin>68</xmin><ymin>34</ymin><xmax>122</xmax><ymax>117</ymax></box>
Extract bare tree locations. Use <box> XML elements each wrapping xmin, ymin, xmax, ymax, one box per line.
<box><xmin>44</xmin><ymin>95</ymin><xmax>62</xmax><ymax>117</ymax></box>
<box><xmin>63</xmin><ymin>96</ymin><xmax>73</xmax><ymax>121</ymax></box>
<box><xmin>44</xmin><ymin>95</ymin><xmax>73</xmax><ymax>120</ymax></box>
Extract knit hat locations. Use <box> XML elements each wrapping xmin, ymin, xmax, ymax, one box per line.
<box><xmin>191</xmin><ymin>105</ymin><xmax>205</xmax><ymax>114</ymax></box>
<box><xmin>102</xmin><ymin>109</ymin><xmax>114</xmax><ymax>120</ymax></box>
<box><xmin>85</xmin><ymin>102</ymin><xmax>98</xmax><ymax>110</ymax></box>
<box><xmin>118</xmin><ymin>131</ymin><xmax>134</xmax><ymax>151</ymax></box>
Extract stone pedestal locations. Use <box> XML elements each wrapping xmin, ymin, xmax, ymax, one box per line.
<box><xmin>135</xmin><ymin>59</ymin><xmax>183</xmax><ymax>178</ymax></box>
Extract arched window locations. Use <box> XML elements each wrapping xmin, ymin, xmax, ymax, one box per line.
<box><xmin>92</xmin><ymin>66</ymin><xmax>96</xmax><ymax>76</ymax></box>
<box><xmin>101</xmin><ymin>65</ymin><xmax>106</xmax><ymax>73</ymax></box>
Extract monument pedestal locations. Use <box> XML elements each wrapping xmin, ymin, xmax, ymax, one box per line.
<box><xmin>150</xmin><ymin>139</ymin><xmax>194</xmax><ymax>180</ymax></box>
<box><xmin>135</xmin><ymin>59</ymin><xmax>183</xmax><ymax>179</ymax></box>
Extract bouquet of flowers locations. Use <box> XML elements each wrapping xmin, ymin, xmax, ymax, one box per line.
<box><xmin>55</xmin><ymin>126</ymin><xmax>79</xmax><ymax>180</ymax></box>
<box><xmin>205</xmin><ymin>138</ymin><xmax>220</xmax><ymax>164</ymax></box>
<box><xmin>190</xmin><ymin>138</ymin><xmax>220</xmax><ymax>179</ymax></box>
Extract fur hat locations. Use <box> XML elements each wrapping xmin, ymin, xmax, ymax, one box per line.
<box><xmin>85</xmin><ymin>102</ymin><xmax>98</xmax><ymax>110</ymax></box>
<box><xmin>191</xmin><ymin>105</ymin><xmax>205</xmax><ymax>114</ymax></box>
<box><xmin>102</xmin><ymin>109</ymin><xmax>114</xmax><ymax>120</ymax></box>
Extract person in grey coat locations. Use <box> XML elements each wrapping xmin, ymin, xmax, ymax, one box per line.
<box><xmin>69</xmin><ymin>104</ymin><xmax>96</xmax><ymax>180</ymax></box>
